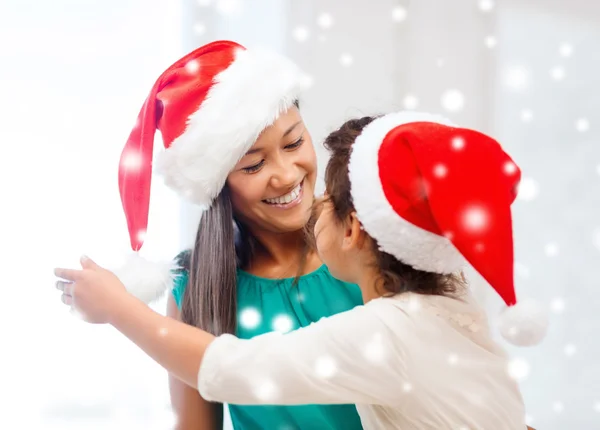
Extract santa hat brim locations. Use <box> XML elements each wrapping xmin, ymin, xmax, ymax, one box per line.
<box><xmin>348</xmin><ymin>111</ymin><xmax>465</xmax><ymax>274</ymax></box>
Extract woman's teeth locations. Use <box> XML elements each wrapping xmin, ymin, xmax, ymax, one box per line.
<box><xmin>265</xmin><ymin>182</ymin><xmax>302</xmax><ymax>205</ymax></box>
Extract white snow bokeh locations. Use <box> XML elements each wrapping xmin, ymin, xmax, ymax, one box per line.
<box><xmin>507</xmin><ymin>357</ymin><xmax>530</xmax><ymax>381</ymax></box>
<box><xmin>516</xmin><ymin>177</ymin><xmax>539</xmax><ymax>201</ymax></box>
<box><xmin>392</xmin><ymin>6</ymin><xmax>408</xmax><ymax>22</ymax></box>
<box><xmin>441</xmin><ymin>89</ymin><xmax>465</xmax><ymax>112</ymax></box>
<box><xmin>272</xmin><ymin>314</ymin><xmax>294</xmax><ymax>333</ymax></box>
<box><xmin>239</xmin><ymin>307</ymin><xmax>261</xmax><ymax>330</ymax></box>
<box><xmin>317</xmin><ymin>13</ymin><xmax>334</xmax><ymax>29</ymax></box>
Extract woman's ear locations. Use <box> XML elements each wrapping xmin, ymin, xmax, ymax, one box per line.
<box><xmin>341</xmin><ymin>212</ymin><xmax>366</xmax><ymax>251</ymax></box>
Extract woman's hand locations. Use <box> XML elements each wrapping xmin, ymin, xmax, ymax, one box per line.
<box><xmin>55</xmin><ymin>255</ymin><xmax>129</xmax><ymax>324</ymax></box>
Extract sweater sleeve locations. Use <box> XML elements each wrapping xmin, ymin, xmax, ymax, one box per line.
<box><xmin>197</xmin><ymin>301</ymin><xmax>407</xmax><ymax>406</ymax></box>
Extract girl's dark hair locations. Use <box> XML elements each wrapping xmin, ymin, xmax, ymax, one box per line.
<box><xmin>320</xmin><ymin>116</ymin><xmax>463</xmax><ymax>297</ymax></box>
<box><xmin>178</xmin><ymin>100</ymin><xmax>308</xmax><ymax>335</ymax></box>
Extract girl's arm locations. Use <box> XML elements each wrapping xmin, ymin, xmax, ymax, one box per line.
<box><xmin>166</xmin><ymin>295</ymin><xmax>223</xmax><ymax>430</ymax></box>
<box><xmin>109</xmin><ymin>292</ymin><xmax>398</xmax><ymax>406</ymax></box>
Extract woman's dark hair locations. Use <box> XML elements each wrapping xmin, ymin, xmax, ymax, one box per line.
<box><xmin>178</xmin><ymin>100</ymin><xmax>308</xmax><ymax>335</ymax></box>
<box><xmin>319</xmin><ymin>116</ymin><xmax>463</xmax><ymax>297</ymax></box>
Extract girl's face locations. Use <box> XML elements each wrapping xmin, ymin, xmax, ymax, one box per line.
<box><xmin>313</xmin><ymin>198</ymin><xmax>353</xmax><ymax>283</ymax></box>
<box><xmin>227</xmin><ymin>107</ymin><xmax>317</xmax><ymax>234</ymax></box>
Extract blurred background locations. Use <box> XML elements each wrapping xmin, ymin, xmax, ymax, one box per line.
<box><xmin>1</xmin><ymin>0</ymin><xmax>599</xmax><ymax>428</ymax></box>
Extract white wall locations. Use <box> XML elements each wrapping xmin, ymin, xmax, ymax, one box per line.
<box><xmin>0</xmin><ymin>0</ymin><xmax>183</xmax><ymax>428</ymax></box>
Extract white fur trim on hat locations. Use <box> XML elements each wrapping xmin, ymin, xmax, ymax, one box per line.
<box><xmin>348</xmin><ymin>111</ymin><xmax>465</xmax><ymax>274</ymax></box>
<box><xmin>156</xmin><ymin>47</ymin><xmax>310</xmax><ymax>208</ymax></box>
<box><xmin>112</xmin><ymin>253</ymin><xmax>180</xmax><ymax>304</ymax></box>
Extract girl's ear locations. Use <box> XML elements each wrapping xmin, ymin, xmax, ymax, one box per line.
<box><xmin>341</xmin><ymin>211</ymin><xmax>367</xmax><ymax>251</ymax></box>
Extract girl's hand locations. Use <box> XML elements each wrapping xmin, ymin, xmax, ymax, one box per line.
<box><xmin>54</xmin><ymin>255</ymin><xmax>129</xmax><ymax>324</ymax></box>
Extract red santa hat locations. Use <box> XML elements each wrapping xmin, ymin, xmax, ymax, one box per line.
<box><xmin>113</xmin><ymin>40</ymin><xmax>309</xmax><ymax>303</ymax></box>
<box><xmin>348</xmin><ymin>111</ymin><xmax>548</xmax><ymax>346</ymax></box>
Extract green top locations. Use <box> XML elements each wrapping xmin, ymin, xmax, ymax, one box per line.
<box><xmin>172</xmin><ymin>264</ymin><xmax>365</xmax><ymax>430</ymax></box>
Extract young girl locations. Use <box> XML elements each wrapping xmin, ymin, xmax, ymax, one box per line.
<box><xmin>56</xmin><ymin>111</ymin><xmax>547</xmax><ymax>429</ymax></box>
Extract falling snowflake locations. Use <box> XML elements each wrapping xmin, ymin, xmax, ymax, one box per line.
<box><xmin>507</xmin><ymin>357</ymin><xmax>530</xmax><ymax>381</ymax></box>
<box><xmin>121</xmin><ymin>151</ymin><xmax>143</xmax><ymax>171</ymax></box>
<box><xmin>293</xmin><ymin>26</ymin><xmax>310</xmax><ymax>42</ymax></box>
<box><xmin>239</xmin><ymin>307</ymin><xmax>261</xmax><ymax>329</ymax></box>
<box><xmin>448</xmin><ymin>354</ymin><xmax>459</xmax><ymax>365</ymax></box>
<box><xmin>402</xmin><ymin>382</ymin><xmax>413</xmax><ymax>393</ymax></box>
<box><xmin>564</xmin><ymin>344</ymin><xmax>577</xmax><ymax>357</ymax></box>
<box><xmin>550</xmin><ymin>297</ymin><xmax>565</xmax><ymax>314</ymax></box>
<box><xmin>520</xmin><ymin>109</ymin><xmax>533</xmax><ymax>122</ymax></box>
<box><xmin>441</xmin><ymin>89</ymin><xmax>465</xmax><ymax>112</ymax></box>
<box><xmin>407</xmin><ymin>295</ymin><xmax>422</xmax><ymax>312</ymax></box>
<box><xmin>559</xmin><ymin>43</ymin><xmax>573</xmax><ymax>57</ymax></box>
<box><xmin>433</xmin><ymin>163</ymin><xmax>448</xmax><ymax>178</ymax></box>
<box><xmin>450</xmin><ymin>136</ymin><xmax>465</xmax><ymax>150</ymax></box>
<box><xmin>185</xmin><ymin>60</ymin><xmax>200</xmax><ymax>74</ymax></box>
<box><xmin>137</xmin><ymin>229</ymin><xmax>147</xmax><ymax>243</ymax></box>
<box><xmin>272</xmin><ymin>314</ymin><xmax>294</xmax><ymax>333</ymax></box>
<box><xmin>363</xmin><ymin>332</ymin><xmax>386</xmax><ymax>362</ymax></box>
<box><xmin>193</xmin><ymin>23</ymin><xmax>206</xmax><ymax>35</ymax></box>
<box><xmin>317</xmin><ymin>13</ymin><xmax>333</xmax><ymax>29</ymax></box>
<box><xmin>545</xmin><ymin>243</ymin><xmax>560</xmax><ymax>257</ymax></box>
<box><xmin>550</xmin><ymin>66</ymin><xmax>566</xmax><ymax>81</ymax></box>
<box><xmin>253</xmin><ymin>379</ymin><xmax>279</xmax><ymax>402</ymax></box>
<box><xmin>516</xmin><ymin>177</ymin><xmax>539</xmax><ymax>201</ymax></box>
<box><xmin>158</xmin><ymin>327</ymin><xmax>168</xmax><ymax>336</ymax></box>
<box><xmin>340</xmin><ymin>53</ymin><xmax>354</xmax><ymax>67</ymax></box>
<box><xmin>503</xmin><ymin>66</ymin><xmax>530</xmax><ymax>91</ymax></box>
<box><xmin>525</xmin><ymin>415</ymin><xmax>534</xmax><ymax>426</ymax></box>
<box><xmin>392</xmin><ymin>6</ymin><xmax>408</xmax><ymax>22</ymax></box>
<box><xmin>503</xmin><ymin>161</ymin><xmax>518</xmax><ymax>175</ymax></box>
<box><xmin>592</xmin><ymin>228</ymin><xmax>600</xmax><ymax>250</ymax></box>
<box><xmin>594</xmin><ymin>401</ymin><xmax>600</xmax><ymax>412</ymax></box>
<box><xmin>484</xmin><ymin>36</ymin><xmax>497</xmax><ymax>48</ymax></box>
<box><xmin>403</xmin><ymin>94</ymin><xmax>419</xmax><ymax>110</ymax></box>
<box><xmin>315</xmin><ymin>356</ymin><xmax>337</xmax><ymax>378</ymax></box>
<box><xmin>462</xmin><ymin>205</ymin><xmax>489</xmax><ymax>233</ymax></box>
<box><xmin>215</xmin><ymin>0</ymin><xmax>243</xmax><ymax>15</ymax></box>
<box><xmin>575</xmin><ymin>118</ymin><xmax>590</xmax><ymax>132</ymax></box>
<box><xmin>436</xmin><ymin>58</ymin><xmax>445</xmax><ymax>68</ymax></box>
<box><xmin>553</xmin><ymin>401</ymin><xmax>564</xmax><ymax>413</ymax></box>
<box><xmin>478</xmin><ymin>0</ymin><xmax>494</xmax><ymax>11</ymax></box>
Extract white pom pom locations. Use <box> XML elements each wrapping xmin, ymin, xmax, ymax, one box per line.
<box><xmin>497</xmin><ymin>298</ymin><xmax>549</xmax><ymax>347</ymax></box>
<box><xmin>112</xmin><ymin>253</ymin><xmax>179</xmax><ymax>304</ymax></box>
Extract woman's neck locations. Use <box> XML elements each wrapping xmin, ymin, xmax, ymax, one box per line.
<box><xmin>244</xmin><ymin>227</ymin><xmax>322</xmax><ymax>278</ymax></box>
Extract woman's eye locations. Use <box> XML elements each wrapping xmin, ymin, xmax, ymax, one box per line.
<box><xmin>242</xmin><ymin>160</ymin><xmax>265</xmax><ymax>173</ymax></box>
<box><xmin>284</xmin><ymin>137</ymin><xmax>304</xmax><ymax>150</ymax></box>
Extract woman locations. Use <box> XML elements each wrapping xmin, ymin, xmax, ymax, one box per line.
<box><xmin>93</xmin><ymin>40</ymin><xmax>363</xmax><ymax>429</ymax></box>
